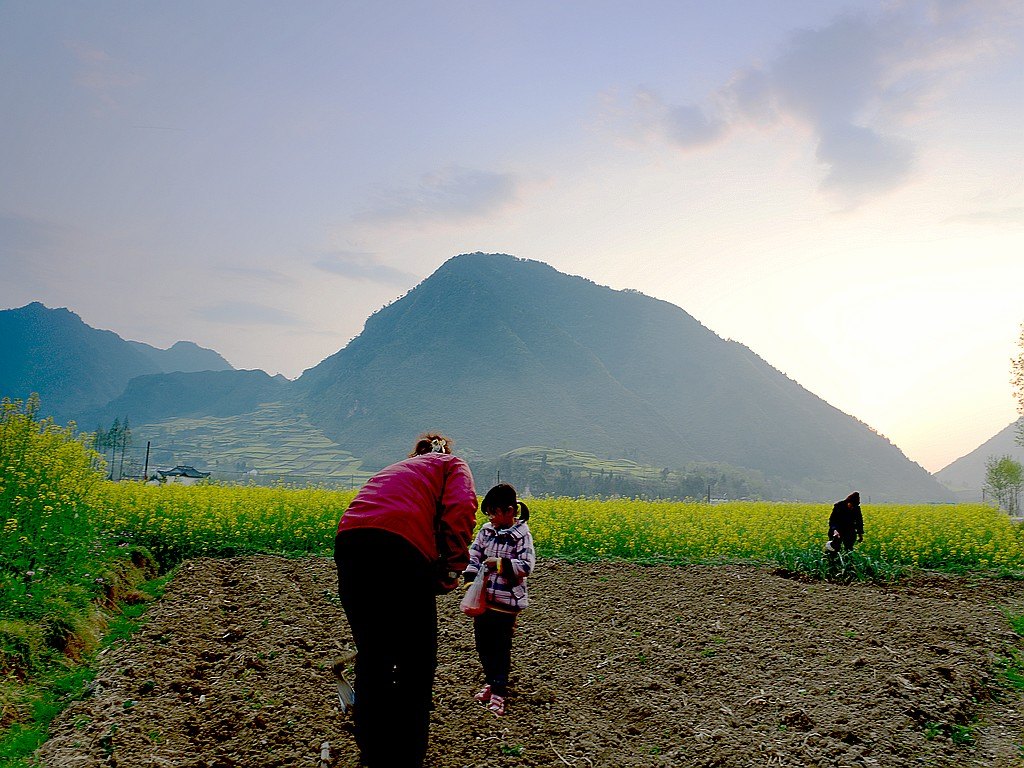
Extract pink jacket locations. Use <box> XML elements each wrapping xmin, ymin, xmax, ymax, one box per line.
<box><xmin>337</xmin><ymin>452</ymin><xmax>478</xmax><ymax>576</ymax></box>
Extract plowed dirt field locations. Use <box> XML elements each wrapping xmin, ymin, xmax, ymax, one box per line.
<box><xmin>37</xmin><ymin>555</ymin><xmax>1024</xmax><ymax>767</ymax></box>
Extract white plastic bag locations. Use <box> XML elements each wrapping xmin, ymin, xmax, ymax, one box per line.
<box><xmin>459</xmin><ymin>571</ymin><xmax>487</xmax><ymax>616</ymax></box>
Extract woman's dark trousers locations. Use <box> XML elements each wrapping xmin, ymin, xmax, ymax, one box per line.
<box><xmin>335</xmin><ymin>529</ymin><xmax>436</xmax><ymax>768</ymax></box>
<box><xmin>473</xmin><ymin>608</ymin><xmax>517</xmax><ymax>696</ymax></box>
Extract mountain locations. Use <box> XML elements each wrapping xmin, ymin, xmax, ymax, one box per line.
<box><xmin>0</xmin><ymin>302</ymin><xmax>234</xmax><ymax>421</ymax></box>
<box><xmin>128</xmin><ymin>340</ymin><xmax>232</xmax><ymax>373</ymax></box>
<box><xmin>296</xmin><ymin>253</ymin><xmax>949</xmax><ymax>502</ymax></box>
<box><xmin>4</xmin><ymin>257</ymin><xmax>955</xmax><ymax>501</ymax></box>
<box><xmin>935</xmin><ymin>419</ymin><xmax>1024</xmax><ymax>501</ymax></box>
<box><xmin>82</xmin><ymin>369</ymin><xmax>289</xmax><ymax>427</ymax></box>
<box><xmin>1</xmin><ymin>302</ymin><xmax>163</xmax><ymax>420</ymax></box>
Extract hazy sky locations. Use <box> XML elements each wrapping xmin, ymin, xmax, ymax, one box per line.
<box><xmin>2</xmin><ymin>1</ymin><xmax>1022</xmax><ymax>473</ymax></box>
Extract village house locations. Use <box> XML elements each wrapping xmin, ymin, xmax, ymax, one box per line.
<box><xmin>156</xmin><ymin>465</ymin><xmax>211</xmax><ymax>486</ymax></box>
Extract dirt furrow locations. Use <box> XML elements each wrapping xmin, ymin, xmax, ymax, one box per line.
<box><xmin>38</xmin><ymin>557</ymin><xmax>1024</xmax><ymax>767</ymax></box>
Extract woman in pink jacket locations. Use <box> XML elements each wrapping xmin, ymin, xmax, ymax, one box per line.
<box><xmin>334</xmin><ymin>433</ymin><xmax>478</xmax><ymax>768</ymax></box>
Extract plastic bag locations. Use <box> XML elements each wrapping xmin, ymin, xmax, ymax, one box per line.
<box><xmin>459</xmin><ymin>571</ymin><xmax>487</xmax><ymax>616</ymax></box>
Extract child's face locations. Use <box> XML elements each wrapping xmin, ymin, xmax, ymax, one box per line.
<box><xmin>487</xmin><ymin>505</ymin><xmax>516</xmax><ymax>529</ymax></box>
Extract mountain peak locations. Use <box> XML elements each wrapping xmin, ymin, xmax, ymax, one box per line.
<box><xmin>1</xmin><ymin>302</ymin><xmax>234</xmax><ymax>418</ymax></box>
<box><xmin>297</xmin><ymin>253</ymin><xmax>949</xmax><ymax>501</ymax></box>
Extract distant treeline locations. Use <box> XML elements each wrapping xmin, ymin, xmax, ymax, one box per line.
<box><xmin>468</xmin><ymin>454</ymin><xmax>791</xmax><ymax>501</ymax></box>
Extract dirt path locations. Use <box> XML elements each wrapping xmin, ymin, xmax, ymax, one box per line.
<box><xmin>38</xmin><ymin>556</ymin><xmax>1024</xmax><ymax>767</ymax></box>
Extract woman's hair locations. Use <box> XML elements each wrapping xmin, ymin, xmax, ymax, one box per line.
<box><xmin>481</xmin><ymin>482</ymin><xmax>530</xmax><ymax>522</ymax></box>
<box><xmin>409</xmin><ymin>433</ymin><xmax>453</xmax><ymax>458</ymax></box>
<box><xmin>845</xmin><ymin>491</ymin><xmax>861</xmax><ymax>506</ymax></box>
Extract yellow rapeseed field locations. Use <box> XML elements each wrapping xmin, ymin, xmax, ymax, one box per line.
<box><xmin>91</xmin><ymin>482</ymin><xmax>1024</xmax><ymax>572</ymax></box>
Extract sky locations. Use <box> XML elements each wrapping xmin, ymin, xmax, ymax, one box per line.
<box><xmin>1</xmin><ymin>1</ymin><xmax>1022</xmax><ymax>474</ymax></box>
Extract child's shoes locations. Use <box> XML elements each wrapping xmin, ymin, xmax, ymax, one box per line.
<box><xmin>487</xmin><ymin>694</ymin><xmax>506</xmax><ymax>716</ymax></box>
<box><xmin>473</xmin><ymin>684</ymin><xmax>492</xmax><ymax>703</ymax></box>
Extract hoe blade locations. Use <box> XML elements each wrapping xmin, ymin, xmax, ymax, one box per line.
<box><xmin>333</xmin><ymin>652</ymin><xmax>356</xmax><ymax>714</ymax></box>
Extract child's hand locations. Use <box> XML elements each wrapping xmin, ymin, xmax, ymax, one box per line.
<box><xmin>484</xmin><ymin>557</ymin><xmax>499</xmax><ymax>570</ymax></box>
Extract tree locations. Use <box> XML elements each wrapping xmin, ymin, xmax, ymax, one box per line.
<box><xmin>1014</xmin><ymin>323</ymin><xmax>1024</xmax><ymax>446</ymax></box>
<box><xmin>984</xmin><ymin>454</ymin><xmax>1024</xmax><ymax>515</ymax></box>
<box><xmin>95</xmin><ymin>417</ymin><xmax>132</xmax><ymax>479</ymax></box>
<box><xmin>118</xmin><ymin>417</ymin><xmax>132</xmax><ymax>479</ymax></box>
<box><xmin>105</xmin><ymin>417</ymin><xmax>121</xmax><ymax>478</ymax></box>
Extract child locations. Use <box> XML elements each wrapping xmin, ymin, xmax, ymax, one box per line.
<box><xmin>462</xmin><ymin>483</ymin><xmax>535</xmax><ymax>716</ymax></box>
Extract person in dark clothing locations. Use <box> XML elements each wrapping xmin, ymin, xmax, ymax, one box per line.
<box><xmin>828</xmin><ymin>491</ymin><xmax>864</xmax><ymax>551</ymax></box>
<box><xmin>334</xmin><ymin>433</ymin><xmax>477</xmax><ymax>768</ymax></box>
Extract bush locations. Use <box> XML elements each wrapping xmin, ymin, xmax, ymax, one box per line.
<box><xmin>0</xmin><ymin>395</ymin><xmax>105</xmax><ymax>626</ymax></box>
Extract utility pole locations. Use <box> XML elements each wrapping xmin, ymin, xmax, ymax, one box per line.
<box><xmin>143</xmin><ymin>441</ymin><xmax>151</xmax><ymax>481</ymax></box>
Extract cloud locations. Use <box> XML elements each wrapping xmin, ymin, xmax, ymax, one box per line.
<box><xmin>625</xmin><ymin>90</ymin><xmax>731</xmax><ymax>152</ymax></box>
<box><xmin>354</xmin><ymin>165</ymin><xmax>519</xmax><ymax>225</ymax></box>
<box><xmin>65</xmin><ymin>41</ymin><xmax>110</xmax><ymax>64</ymax></box>
<box><xmin>64</xmin><ymin>40</ymin><xmax>141</xmax><ymax>109</ymax></box>
<box><xmin>219</xmin><ymin>265</ymin><xmax>295</xmax><ymax>283</ymax></box>
<box><xmin>642</xmin><ymin>1</ymin><xmax>1019</xmax><ymax>201</ymax></box>
<box><xmin>663</xmin><ymin>104</ymin><xmax>728</xmax><ymax>149</ymax></box>
<box><xmin>313</xmin><ymin>252</ymin><xmax>420</xmax><ymax>286</ymax></box>
<box><xmin>194</xmin><ymin>302</ymin><xmax>302</xmax><ymax>327</ymax></box>
<box><xmin>816</xmin><ymin>123</ymin><xmax>914</xmax><ymax>195</ymax></box>
<box><xmin>0</xmin><ymin>213</ymin><xmax>66</xmax><ymax>254</ymax></box>
<box><xmin>944</xmin><ymin>207</ymin><xmax>1024</xmax><ymax>226</ymax></box>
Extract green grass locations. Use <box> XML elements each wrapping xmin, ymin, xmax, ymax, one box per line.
<box><xmin>998</xmin><ymin>610</ymin><xmax>1024</xmax><ymax>693</ymax></box>
<box><xmin>1006</xmin><ymin>610</ymin><xmax>1024</xmax><ymax>638</ymax></box>
<box><xmin>102</xmin><ymin>574</ymin><xmax>173</xmax><ymax>646</ymax></box>
<box><xmin>0</xmin><ymin>572</ymin><xmax>171</xmax><ymax>765</ymax></box>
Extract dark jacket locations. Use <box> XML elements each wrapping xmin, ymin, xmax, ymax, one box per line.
<box><xmin>828</xmin><ymin>498</ymin><xmax>864</xmax><ymax>541</ymax></box>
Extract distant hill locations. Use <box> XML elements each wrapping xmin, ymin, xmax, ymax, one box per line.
<box><xmin>99</xmin><ymin>402</ymin><xmax>368</xmax><ymax>486</ymax></box>
<box><xmin>1</xmin><ymin>302</ymin><xmax>163</xmax><ymax>420</ymax></box>
<box><xmin>81</xmin><ymin>369</ymin><xmax>288</xmax><ymax>427</ymax></box>
<box><xmin>128</xmin><ymin>339</ymin><xmax>233</xmax><ymax>373</ymax></box>
<box><xmin>935</xmin><ymin>419</ymin><xmax>1024</xmax><ymax>501</ymax></box>
<box><xmin>0</xmin><ymin>302</ymin><xmax>236</xmax><ymax>422</ymax></box>
<box><xmin>296</xmin><ymin>253</ymin><xmax>950</xmax><ymax>502</ymax></box>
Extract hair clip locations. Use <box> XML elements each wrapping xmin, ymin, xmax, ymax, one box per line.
<box><xmin>431</xmin><ymin>438</ymin><xmax>447</xmax><ymax>453</ymax></box>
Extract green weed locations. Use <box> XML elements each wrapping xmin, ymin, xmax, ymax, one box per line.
<box><xmin>950</xmin><ymin>724</ymin><xmax>976</xmax><ymax>746</ymax></box>
<box><xmin>922</xmin><ymin>720</ymin><xmax>977</xmax><ymax>746</ymax></box>
<box><xmin>774</xmin><ymin>546</ymin><xmax>906</xmax><ymax>584</ymax></box>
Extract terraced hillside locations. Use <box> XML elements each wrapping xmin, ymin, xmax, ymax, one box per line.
<box><xmin>135</xmin><ymin>403</ymin><xmax>369</xmax><ymax>486</ymax></box>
